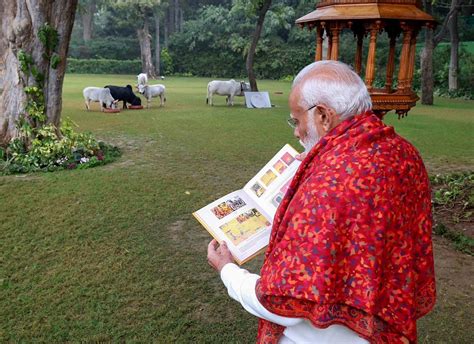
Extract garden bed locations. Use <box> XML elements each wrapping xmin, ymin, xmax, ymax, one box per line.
<box><xmin>431</xmin><ymin>172</ymin><xmax>474</xmax><ymax>255</ymax></box>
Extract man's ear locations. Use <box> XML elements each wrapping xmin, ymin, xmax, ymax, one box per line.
<box><xmin>314</xmin><ymin>104</ymin><xmax>338</xmax><ymax>133</ymax></box>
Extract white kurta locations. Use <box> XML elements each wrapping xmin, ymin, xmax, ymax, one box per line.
<box><xmin>220</xmin><ymin>263</ymin><xmax>369</xmax><ymax>344</ymax></box>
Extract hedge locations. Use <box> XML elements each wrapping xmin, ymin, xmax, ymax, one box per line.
<box><xmin>66</xmin><ymin>58</ymin><xmax>141</xmax><ymax>74</ymax></box>
<box><xmin>68</xmin><ymin>37</ymin><xmax>141</xmax><ymax>61</ymax></box>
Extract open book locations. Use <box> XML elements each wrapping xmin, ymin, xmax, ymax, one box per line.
<box><xmin>193</xmin><ymin>144</ymin><xmax>301</xmax><ymax>265</ymax></box>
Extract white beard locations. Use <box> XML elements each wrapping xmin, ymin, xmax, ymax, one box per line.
<box><xmin>300</xmin><ymin>118</ymin><xmax>320</xmax><ymax>153</ymax></box>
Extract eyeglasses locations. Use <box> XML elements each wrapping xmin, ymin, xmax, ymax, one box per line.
<box><xmin>287</xmin><ymin>104</ymin><xmax>318</xmax><ymax>129</ymax></box>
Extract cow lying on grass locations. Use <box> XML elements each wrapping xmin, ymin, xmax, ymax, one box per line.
<box><xmin>138</xmin><ymin>84</ymin><xmax>166</xmax><ymax>109</ymax></box>
<box><xmin>105</xmin><ymin>85</ymin><xmax>142</xmax><ymax>109</ymax></box>
<box><xmin>83</xmin><ymin>87</ymin><xmax>117</xmax><ymax>112</ymax></box>
<box><xmin>206</xmin><ymin>79</ymin><xmax>250</xmax><ymax>106</ymax></box>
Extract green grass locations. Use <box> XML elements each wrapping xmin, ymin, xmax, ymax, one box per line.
<box><xmin>384</xmin><ymin>97</ymin><xmax>474</xmax><ymax>171</ymax></box>
<box><xmin>1</xmin><ymin>74</ymin><xmax>473</xmax><ymax>342</ymax></box>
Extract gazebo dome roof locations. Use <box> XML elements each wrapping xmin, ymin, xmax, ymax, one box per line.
<box><xmin>296</xmin><ymin>0</ymin><xmax>435</xmax><ymax>26</ymax></box>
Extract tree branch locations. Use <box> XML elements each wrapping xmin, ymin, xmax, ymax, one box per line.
<box><xmin>433</xmin><ymin>0</ymin><xmax>463</xmax><ymax>46</ymax></box>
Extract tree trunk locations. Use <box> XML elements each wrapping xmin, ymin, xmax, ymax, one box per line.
<box><xmin>0</xmin><ymin>0</ymin><xmax>78</xmax><ymax>145</ymax></box>
<box><xmin>174</xmin><ymin>0</ymin><xmax>179</xmax><ymax>33</ymax></box>
<box><xmin>420</xmin><ymin>0</ymin><xmax>460</xmax><ymax>105</ymax></box>
<box><xmin>137</xmin><ymin>18</ymin><xmax>157</xmax><ymax>78</ymax></box>
<box><xmin>154</xmin><ymin>10</ymin><xmax>161</xmax><ymax>76</ymax></box>
<box><xmin>82</xmin><ymin>0</ymin><xmax>96</xmax><ymax>42</ymax></box>
<box><xmin>420</xmin><ymin>29</ymin><xmax>434</xmax><ymax>105</ymax></box>
<box><xmin>163</xmin><ymin>10</ymin><xmax>169</xmax><ymax>47</ymax></box>
<box><xmin>168</xmin><ymin>6</ymin><xmax>174</xmax><ymax>35</ymax></box>
<box><xmin>448</xmin><ymin>6</ymin><xmax>459</xmax><ymax>91</ymax></box>
<box><xmin>246</xmin><ymin>0</ymin><xmax>272</xmax><ymax>92</ymax></box>
<box><xmin>0</xmin><ymin>3</ymin><xmax>6</xmax><ymax>96</ymax></box>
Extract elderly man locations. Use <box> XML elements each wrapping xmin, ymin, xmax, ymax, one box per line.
<box><xmin>208</xmin><ymin>61</ymin><xmax>436</xmax><ymax>343</ymax></box>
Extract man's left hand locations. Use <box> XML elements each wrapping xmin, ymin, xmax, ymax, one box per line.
<box><xmin>295</xmin><ymin>152</ymin><xmax>307</xmax><ymax>161</ymax></box>
<box><xmin>207</xmin><ymin>239</ymin><xmax>235</xmax><ymax>272</ymax></box>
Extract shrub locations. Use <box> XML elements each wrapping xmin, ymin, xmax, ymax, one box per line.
<box><xmin>161</xmin><ymin>48</ymin><xmax>174</xmax><ymax>76</ymax></box>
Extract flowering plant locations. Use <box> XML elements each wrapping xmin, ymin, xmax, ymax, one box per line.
<box><xmin>0</xmin><ymin>119</ymin><xmax>120</xmax><ymax>174</ymax></box>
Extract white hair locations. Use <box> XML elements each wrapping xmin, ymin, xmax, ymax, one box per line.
<box><xmin>293</xmin><ymin>61</ymin><xmax>372</xmax><ymax>121</ymax></box>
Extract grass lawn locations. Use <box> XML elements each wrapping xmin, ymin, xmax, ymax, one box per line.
<box><xmin>1</xmin><ymin>74</ymin><xmax>473</xmax><ymax>342</ymax></box>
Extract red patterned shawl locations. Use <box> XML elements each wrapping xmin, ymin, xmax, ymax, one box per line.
<box><xmin>256</xmin><ymin>112</ymin><xmax>436</xmax><ymax>343</ymax></box>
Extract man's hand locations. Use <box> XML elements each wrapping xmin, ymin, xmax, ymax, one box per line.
<box><xmin>207</xmin><ymin>239</ymin><xmax>235</xmax><ymax>272</ymax></box>
<box><xmin>295</xmin><ymin>152</ymin><xmax>307</xmax><ymax>161</ymax></box>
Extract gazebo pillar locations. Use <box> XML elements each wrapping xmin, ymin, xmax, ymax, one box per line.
<box><xmin>397</xmin><ymin>23</ymin><xmax>413</xmax><ymax>91</ymax></box>
<box><xmin>407</xmin><ymin>29</ymin><xmax>418</xmax><ymax>90</ymax></box>
<box><xmin>385</xmin><ymin>29</ymin><xmax>397</xmax><ymax>91</ymax></box>
<box><xmin>354</xmin><ymin>31</ymin><xmax>364</xmax><ymax>74</ymax></box>
<box><xmin>330</xmin><ymin>26</ymin><xmax>341</xmax><ymax>60</ymax></box>
<box><xmin>365</xmin><ymin>22</ymin><xmax>379</xmax><ymax>90</ymax></box>
<box><xmin>315</xmin><ymin>27</ymin><xmax>324</xmax><ymax>61</ymax></box>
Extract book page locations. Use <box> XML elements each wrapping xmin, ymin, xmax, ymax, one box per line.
<box><xmin>242</xmin><ymin>144</ymin><xmax>300</xmax><ymax>219</ymax></box>
<box><xmin>193</xmin><ymin>190</ymin><xmax>273</xmax><ymax>265</ymax></box>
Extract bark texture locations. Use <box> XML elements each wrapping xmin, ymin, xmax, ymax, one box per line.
<box><xmin>0</xmin><ymin>2</ymin><xmax>6</xmax><ymax>95</ymax></box>
<box><xmin>448</xmin><ymin>7</ymin><xmax>459</xmax><ymax>91</ymax></box>
<box><xmin>174</xmin><ymin>0</ymin><xmax>179</xmax><ymax>32</ymax></box>
<box><xmin>82</xmin><ymin>0</ymin><xmax>96</xmax><ymax>42</ymax></box>
<box><xmin>163</xmin><ymin>13</ymin><xmax>168</xmax><ymax>48</ymax></box>
<box><xmin>154</xmin><ymin>10</ymin><xmax>161</xmax><ymax>76</ymax></box>
<box><xmin>0</xmin><ymin>0</ymin><xmax>78</xmax><ymax>145</ymax></box>
<box><xmin>246</xmin><ymin>0</ymin><xmax>272</xmax><ymax>92</ymax></box>
<box><xmin>420</xmin><ymin>27</ymin><xmax>434</xmax><ymax>105</ymax></box>
<box><xmin>137</xmin><ymin>19</ymin><xmax>156</xmax><ymax>78</ymax></box>
<box><xmin>420</xmin><ymin>0</ymin><xmax>460</xmax><ymax>105</ymax></box>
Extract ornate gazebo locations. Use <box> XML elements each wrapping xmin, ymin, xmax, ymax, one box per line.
<box><xmin>296</xmin><ymin>0</ymin><xmax>436</xmax><ymax>118</ymax></box>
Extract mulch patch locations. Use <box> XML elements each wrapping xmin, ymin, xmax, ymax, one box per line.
<box><xmin>432</xmin><ymin>179</ymin><xmax>474</xmax><ymax>239</ymax></box>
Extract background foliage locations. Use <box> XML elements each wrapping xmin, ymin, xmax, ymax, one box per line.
<box><xmin>68</xmin><ymin>0</ymin><xmax>474</xmax><ymax>97</ymax></box>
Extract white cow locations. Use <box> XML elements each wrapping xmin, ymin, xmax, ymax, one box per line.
<box><xmin>206</xmin><ymin>79</ymin><xmax>251</xmax><ymax>106</ymax></box>
<box><xmin>137</xmin><ymin>73</ymin><xmax>148</xmax><ymax>87</ymax></box>
<box><xmin>83</xmin><ymin>87</ymin><xmax>117</xmax><ymax>111</ymax></box>
<box><xmin>138</xmin><ymin>84</ymin><xmax>166</xmax><ymax>108</ymax></box>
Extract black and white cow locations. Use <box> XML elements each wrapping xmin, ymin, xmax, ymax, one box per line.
<box><xmin>104</xmin><ymin>85</ymin><xmax>142</xmax><ymax>109</ymax></box>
